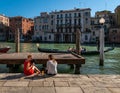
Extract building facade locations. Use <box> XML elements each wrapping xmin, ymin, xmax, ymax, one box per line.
<box><xmin>33</xmin><ymin>12</ymin><xmax>54</xmax><ymax>42</ymax></box>
<box><xmin>33</xmin><ymin>8</ymin><xmax>91</xmax><ymax>43</ymax></box>
<box><xmin>0</xmin><ymin>14</ymin><xmax>9</xmax><ymax>41</ymax></box>
<box><xmin>109</xmin><ymin>27</ymin><xmax>120</xmax><ymax>43</ymax></box>
<box><xmin>115</xmin><ymin>5</ymin><xmax>120</xmax><ymax>26</ymax></box>
<box><xmin>90</xmin><ymin>10</ymin><xmax>116</xmax><ymax>43</ymax></box>
<box><xmin>108</xmin><ymin>5</ymin><xmax>120</xmax><ymax>44</ymax></box>
<box><xmin>9</xmin><ymin>16</ymin><xmax>34</xmax><ymax>41</ymax></box>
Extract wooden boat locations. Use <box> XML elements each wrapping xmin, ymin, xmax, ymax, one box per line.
<box><xmin>0</xmin><ymin>47</ymin><xmax>11</xmax><ymax>53</ymax></box>
<box><xmin>37</xmin><ymin>47</ymin><xmax>114</xmax><ymax>55</ymax></box>
<box><xmin>38</xmin><ymin>48</ymin><xmax>70</xmax><ymax>53</ymax></box>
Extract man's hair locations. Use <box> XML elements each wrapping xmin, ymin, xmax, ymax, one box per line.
<box><xmin>27</xmin><ymin>55</ymin><xmax>32</xmax><ymax>58</ymax></box>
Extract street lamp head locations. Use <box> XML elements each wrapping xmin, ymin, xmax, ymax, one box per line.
<box><xmin>99</xmin><ymin>17</ymin><xmax>105</xmax><ymax>24</ymax></box>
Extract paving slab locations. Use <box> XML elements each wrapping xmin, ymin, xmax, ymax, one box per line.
<box><xmin>0</xmin><ymin>81</ymin><xmax>5</xmax><ymax>86</ymax></box>
<box><xmin>29</xmin><ymin>81</ymin><xmax>43</xmax><ymax>87</ymax></box>
<box><xmin>81</xmin><ymin>86</ymin><xmax>111</xmax><ymax>93</ymax></box>
<box><xmin>54</xmin><ymin>81</ymin><xmax>69</xmax><ymax>87</ymax></box>
<box><xmin>55</xmin><ymin>87</ymin><xmax>83</xmax><ymax>93</ymax></box>
<box><xmin>4</xmin><ymin>81</ymin><xmax>29</xmax><ymax>87</ymax></box>
<box><xmin>31</xmin><ymin>87</ymin><xmax>55</xmax><ymax>93</ymax></box>
<box><xmin>69</xmin><ymin>81</ymin><xmax>80</xmax><ymax>87</ymax></box>
<box><xmin>44</xmin><ymin>81</ymin><xmax>54</xmax><ymax>87</ymax></box>
<box><xmin>76</xmin><ymin>80</ymin><xmax>94</xmax><ymax>87</ymax></box>
<box><xmin>111</xmin><ymin>79</ymin><xmax>120</xmax><ymax>83</ymax></box>
<box><xmin>108</xmin><ymin>88</ymin><xmax>120</xmax><ymax>93</ymax></box>
<box><xmin>91</xmin><ymin>81</ymin><xmax>118</xmax><ymax>88</ymax></box>
<box><xmin>0</xmin><ymin>87</ymin><xmax>32</xmax><ymax>93</ymax></box>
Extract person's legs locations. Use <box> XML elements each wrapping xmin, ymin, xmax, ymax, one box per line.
<box><xmin>33</xmin><ymin>66</ymin><xmax>41</xmax><ymax>74</ymax></box>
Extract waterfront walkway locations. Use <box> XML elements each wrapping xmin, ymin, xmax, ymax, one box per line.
<box><xmin>0</xmin><ymin>73</ymin><xmax>120</xmax><ymax>93</ymax></box>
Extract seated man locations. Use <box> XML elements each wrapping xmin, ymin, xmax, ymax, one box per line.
<box><xmin>24</xmin><ymin>55</ymin><xmax>40</xmax><ymax>76</ymax></box>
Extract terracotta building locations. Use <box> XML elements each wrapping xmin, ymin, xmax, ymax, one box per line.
<box><xmin>0</xmin><ymin>14</ymin><xmax>9</xmax><ymax>41</ymax></box>
<box><xmin>9</xmin><ymin>16</ymin><xmax>34</xmax><ymax>41</ymax></box>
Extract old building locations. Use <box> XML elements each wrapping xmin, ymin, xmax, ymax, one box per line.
<box><xmin>109</xmin><ymin>27</ymin><xmax>120</xmax><ymax>43</ymax></box>
<box><xmin>108</xmin><ymin>5</ymin><xmax>120</xmax><ymax>44</ymax></box>
<box><xmin>91</xmin><ymin>10</ymin><xmax>116</xmax><ymax>43</ymax></box>
<box><xmin>9</xmin><ymin>16</ymin><xmax>34</xmax><ymax>41</ymax></box>
<box><xmin>0</xmin><ymin>14</ymin><xmax>9</xmax><ymax>41</ymax></box>
<box><xmin>33</xmin><ymin>12</ymin><xmax>54</xmax><ymax>42</ymax></box>
<box><xmin>34</xmin><ymin>8</ymin><xmax>91</xmax><ymax>43</ymax></box>
<box><xmin>115</xmin><ymin>5</ymin><xmax>120</xmax><ymax>26</ymax></box>
<box><xmin>51</xmin><ymin>8</ymin><xmax>91</xmax><ymax>43</ymax></box>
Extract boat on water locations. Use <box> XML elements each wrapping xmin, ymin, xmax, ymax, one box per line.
<box><xmin>37</xmin><ymin>47</ymin><xmax>114</xmax><ymax>55</ymax></box>
<box><xmin>0</xmin><ymin>47</ymin><xmax>11</xmax><ymax>53</ymax></box>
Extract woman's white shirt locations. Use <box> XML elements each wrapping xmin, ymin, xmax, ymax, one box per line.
<box><xmin>47</xmin><ymin>60</ymin><xmax>57</xmax><ymax>74</ymax></box>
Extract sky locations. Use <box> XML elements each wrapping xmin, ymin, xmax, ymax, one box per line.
<box><xmin>0</xmin><ymin>0</ymin><xmax>120</xmax><ymax>18</ymax></box>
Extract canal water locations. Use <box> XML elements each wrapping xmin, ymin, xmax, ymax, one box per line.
<box><xmin>0</xmin><ymin>42</ymin><xmax>120</xmax><ymax>74</ymax></box>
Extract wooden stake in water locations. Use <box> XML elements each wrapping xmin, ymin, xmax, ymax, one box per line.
<box><xmin>15</xmin><ymin>28</ymin><xmax>20</xmax><ymax>53</ymax></box>
<box><xmin>99</xmin><ymin>27</ymin><xmax>104</xmax><ymax>66</ymax></box>
<box><xmin>76</xmin><ymin>29</ymin><xmax>81</xmax><ymax>55</ymax></box>
<box><xmin>75</xmin><ymin>29</ymin><xmax>81</xmax><ymax>74</ymax></box>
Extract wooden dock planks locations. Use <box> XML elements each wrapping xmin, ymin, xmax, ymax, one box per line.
<box><xmin>0</xmin><ymin>53</ymin><xmax>85</xmax><ymax>65</ymax></box>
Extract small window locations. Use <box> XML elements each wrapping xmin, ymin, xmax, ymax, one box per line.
<box><xmin>65</xmin><ymin>14</ymin><xmax>67</xmax><ymax>18</ymax></box>
<box><xmin>51</xmin><ymin>15</ymin><xmax>54</xmax><ymax>18</ymax></box>
<box><xmin>78</xmin><ymin>13</ymin><xmax>81</xmax><ymax>17</ymax></box>
<box><xmin>85</xmin><ymin>35</ymin><xmax>88</xmax><ymax>40</ymax></box>
<box><xmin>74</xmin><ymin>13</ymin><xmax>77</xmax><ymax>17</ymax></box>
<box><xmin>57</xmin><ymin>15</ymin><xmax>59</xmax><ymax>18</ymax></box>
<box><xmin>49</xmin><ymin>35</ymin><xmax>51</xmax><ymax>39</ymax></box>
<box><xmin>112</xmin><ymin>30</ymin><xmax>117</xmax><ymax>33</ymax></box>
<box><xmin>44</xmin><ymin>37</ymin><xmax>47</xmax><ymax>40</ymax></box>
<box><xmin>69</xmin><ymin>13</ymin><xmax>71</xmax><ymax>17</ymax></box>
<box><xmin>60</xmin><ymin>14</ymin><xmax>63</xmax><ymax>18</ymax></box>
<box><xmin>93</xmin><ymin>31</ymin><xmax>95</xmax><ymax>36</ymax></box>
<box><xmin>51</xmin><ymin>20</ymin><xmax>53</xmax><ymax>25</ymax></box>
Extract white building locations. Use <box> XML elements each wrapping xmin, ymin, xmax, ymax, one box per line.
<box><xmin>33</xmin><ymin>12</ymin><xmax>54</xmax><ymax>42</ymax></box>
<box><xmin>33</xmin><ymin>8</ymin><xmax>91</xmax><ymax>43</ymax></box>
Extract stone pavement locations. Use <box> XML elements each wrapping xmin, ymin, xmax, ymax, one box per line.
<box><xmin>0</xmin><ymin>73</ymin><xmax>120</xmax><ymax>93</ymax></box>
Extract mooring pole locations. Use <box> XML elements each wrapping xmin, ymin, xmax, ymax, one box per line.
<box><xmin>99</xmin><ymin>27</ymin><xmax>104</xmax><ymax>66</ymax></box>
<box><xmin>76</xmin><ymin>29</ymin><xmax>81</xmax><ymax>55</ymax></box>
<box><xmin>75</xmin><ymin>28</ymin><xmax>81</xmax><ymax>74</ymax></box>
<box><xmin>15</xmin><ymin>28</ymin><xmax>20</xmax><ymax>53</ymax></box>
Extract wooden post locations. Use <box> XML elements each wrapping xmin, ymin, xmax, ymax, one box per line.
<box><xmin>99</xmin><ymin>27</ymin><xmax>104</xmax><ymax>66</ymax></box>
<box><xmin>75</xmin><ymin>29</ymin><xmax>81</xmax><ymax>74</ymax></box>
<box><xmin>76</xmin><ymin>29</ymin><xmax>81</xmax><ymax>55</ymax></box>
<box><xmin>15</xmin><ymin>28</ymin><xmax>20</xmax><ymax>53</ymax></box>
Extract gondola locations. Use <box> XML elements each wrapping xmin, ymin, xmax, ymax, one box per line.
<box><xmin>37</xmin><ymin>47</ymin><xmax>114</xmax><ymax>55</ymax></box>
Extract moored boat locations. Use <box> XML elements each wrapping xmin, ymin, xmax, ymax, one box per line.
<box><xmin>0</xmin><ymin>47</ymin><xmax>11</xmax><ymax>53</ymax></box>
<box><xmin>37</xmin><ymin>47</ymin><xmax>114</xmax><ymax>55</ymax></box>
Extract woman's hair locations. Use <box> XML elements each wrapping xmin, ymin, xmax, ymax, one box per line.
<box><xmin>27</xmin><ymin>55</ymin><xmax>32</xmax><ymax>58</ymax></box>
<box><xmin>48</xmin><ymin>54</ymin><xmax>56</xmax><ymax>62</ymax></box>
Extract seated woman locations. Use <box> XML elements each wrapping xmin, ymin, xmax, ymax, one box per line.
<box><xmin>46</xmin><ymin>54</ymin><xmax>57</xmax><ymax>75</ymax></box>
<box><xmin>24</xmin><ymin>55</ymin><xmax>40</xmax><ymax>76</ymax></box>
